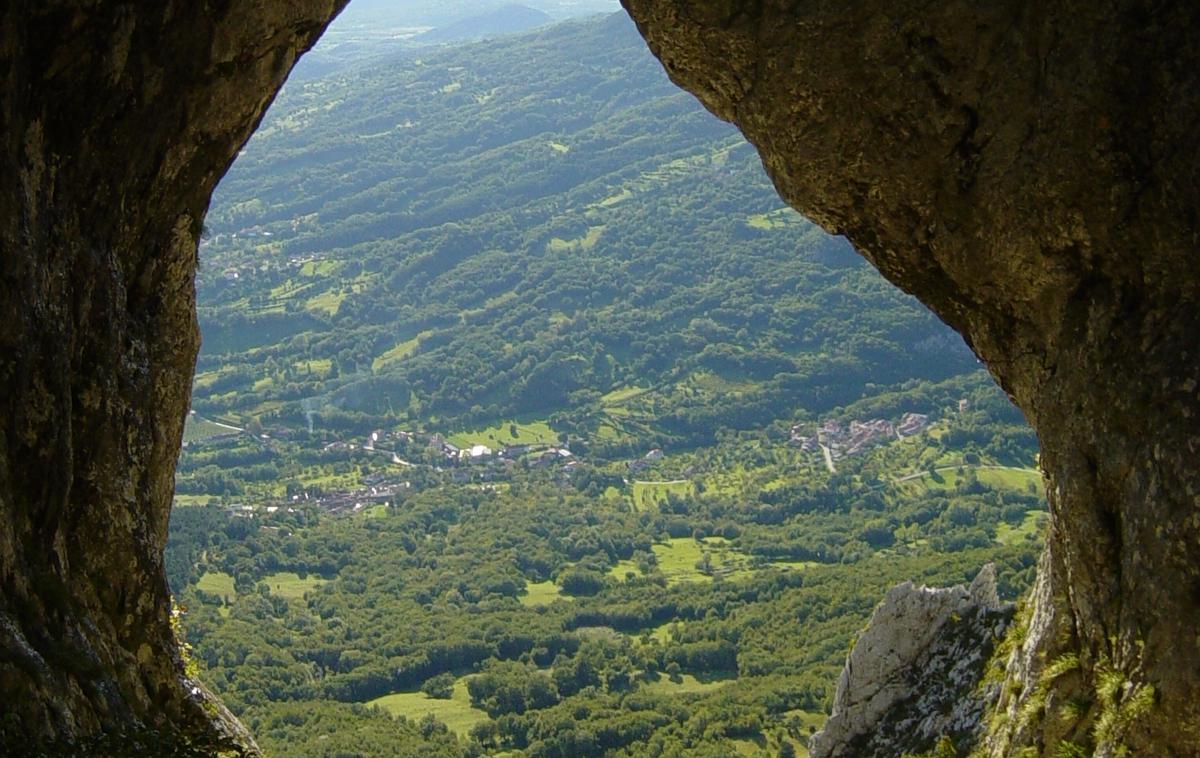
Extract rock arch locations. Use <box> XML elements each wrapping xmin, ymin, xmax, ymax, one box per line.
<box><xmin>1</xmin><ymin>0</ymin><xmax>1196</xmax><ymax>754</ymax></box>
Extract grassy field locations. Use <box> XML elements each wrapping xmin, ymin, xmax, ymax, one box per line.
<box><xmin>372</xmin><ymin>332</ymin><xmax>429</xmax><ymax>372</ymax></box>
<box><xmin>614</xmin><ymin>540</ymin><xmax>805</xmax><ymax>587</ymax></box>
<box><xmin>976</xmin><ymin>467</ymin><xmax>1044</xmax><ymax>494</ymax></box>
<box><xmin>745</xmin><ymin>207</ymin><xmax>803</xmax><ymax>230</ymax></box>
<box><xmin>644</xmin><ymin>620</ymin><xmax>681</xmax><ymax>644</ymax></box>
<box><xmin>631</xmin><ymin>480</ymin><xmax>695</xmax><ymax>511</ymax></box>
<box><xmin>305</xmin><ymin>289</ymin><xmax>346</xmax><ymax>315</ymax></box>
<box><xmin>447</xmin><ymin>419</ymin><xmax>558</xmax><ymax>449</ymax></box>
<box><xmin>608</xmin><ymin>558</ymin><xmax>643</xmax><ymax>582</ymax></box>
<box><xmin>596</xmin><ymin>412</ymin><xmax>656</xmax><ymax>445</ymax></box>
<box><xmin>269</xmin><ymin>278</ymin><xmax>315</xmax><ymax>301</ymax></box>
<box><xmin>519</xmin><ymin>580</ymin><xmax>569</xmax><ymax>607</ymax></box>
<box><xmin>728</xmin><ymin>737</ymin><xmax>768</xmax><ymax>757</ymax></box>
<box><xmin>547</xmin><ymin>224</ymin><xmax>606</xmax><ymax>252</ymax></box>
<box><xmin>781</xmin><ymin>709</ymin><xmax>828</xmax><ymax>758</ymax></box>
<box><xmin>196</xmin><ymin>571</ymin><xmax>236</xmax><ymax>603</ymax></box>
<box><xmin>699</xmin><ymin>462</ymin><xmax>807</xmax><ymax>499</ymax></box>
<box><xmin>600</xmin><ymin>386</ymin><xmax>649</xmax><ymax>406</ymax></box>
<box><xmin>639</xmin><ymin>672</ymin><xmax>735</xmax><ymax>697</ymax></box>
<box><xmin>366</xmin><ymin>678</ymin><xmax>488</xmax><ymax>736</ymax></box>
<box><xmin>173</xmin><ymin>494</ymin><xmax>216</xmax><ymax>507</ymax></box>
<box><xmin>597</xmin><ymin>188</ymin><xmax>632</xmax><ymax>208</ymax></box>
<box><xmin>770</xmin><ymin>559</ymin><xmax>820</xmax><ymax>572</ymax></box>
<box><xmin>651</xmin><ymin>537</ymin><xmax>754</xmax><ymax>585</ymax></box>
<box><xmin>261</xmin><ymin>571</ymin><xmax>324</xmax><ymax>600</ymax></box>
<box><xmin>996</xmin><ymin>509</ymin><xmax>1049</xmax><ymax>546</ymax></box>
<box><xmin>896</xmin><ymin>465</ymin><xmax>1042</xmax><ymax>495</ymax></box>
<box><xmin>183</xmin><ymin>414</ymin><xmax>239</xmax><ymax>443</ymax></box>
<box><xmin>299</xmin><ymin>259</ymin><xmax>340</xmax><ymax>277</ymax></box>
<box><xmin>299</xmin><ymin>468</ymin><xmax>361</xmax><ymax>494</ymax></box>
<box><xmin>294</xmin><ymin>358</ymin><xmax>332</xmax><ymax>377</ymax></box>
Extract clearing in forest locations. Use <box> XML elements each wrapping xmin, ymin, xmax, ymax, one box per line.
<box><xmin>447</xmin><ymin>419</ymin><xmax>558</xmax><ymax>449</ymax></box>
<box><xmin>366</xmin><ymin>678</ymin><xmax>488</xmax><ymax>736</ymax></box>
<box><xmin>631</xmin><ymin>480</ymin><xmax>695</xmax><ymax>511</ymax></box>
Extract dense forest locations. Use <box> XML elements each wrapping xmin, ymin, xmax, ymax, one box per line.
<box><xmin>172</xmin><ymin>12</ymin><xmax>1045</xmax><ymax>758</ymax></box>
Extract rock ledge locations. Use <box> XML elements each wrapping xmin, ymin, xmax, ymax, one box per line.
<box><xmin>810</xmin><ymin>565</ymin><xmax>1012</xmax><ymax>758</ymax></box>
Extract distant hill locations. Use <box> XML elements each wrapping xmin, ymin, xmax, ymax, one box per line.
<box><xmin>414</xmin><ymin>5</ymin><xmax>554</xmax><ymax>45</ymax></box>
<box><xmin>291</xmin><ymin>1</ymin><xmax>616</xmax><ymax>80</ymax></box>
<box><xmin>197</xmin><ymin>13</ymin><xmax>975</xmax><ymax>444</ymax></box>
<box><xmin>332</xmin><ymin>0</ymin><xmax>615</xmax><ymax>29</ymax></box>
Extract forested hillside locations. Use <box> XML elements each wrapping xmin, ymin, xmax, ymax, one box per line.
<box><xmin>172</xmin><ymin>12</ymin><xmax>1043</xmax><ymax>758</ymax></box>
<box><xmin>194</xmin><ymin>12</ymin><xmax>974</xmax><ymax>447</ymax></box>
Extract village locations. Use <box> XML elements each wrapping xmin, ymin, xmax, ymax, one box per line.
<box><xmin>184</xmin><ymin>398</ymin><xmax>970</xmax><ymax>518</ymax></box>
<box><xmin>788</xmin><ymin>399</ymin><xmax>969</xmax><ymax>471</ymax></box>
<box><xmin>181</xmin><ymin>414</ymin><xmax>593</xmax><ymax>518</ymax></box>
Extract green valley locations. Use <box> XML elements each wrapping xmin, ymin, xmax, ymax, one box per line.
<box><xmin>168</xmin><ymin>11</ymin><xmax>1045</xmax><ymax>758</ymax></box>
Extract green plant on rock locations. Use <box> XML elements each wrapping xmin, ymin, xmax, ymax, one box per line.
<box><xmin>1043</xmin><ymin>652</ymin><xmax>1080</xmax><ymax>680</ymax></box>
<box><xmin>1052</xmin><ymin>740</ymin><xmax>1088</xmax><ymax>758</ymax></box>
<box><xmin>1092</xmin><ymin>658</ymin><xmax>1155</xmax><ymax>756</ymax></box>
<box><xmin>981</xmin><ymin>598</ymin><xmax>1030</xmax><ymax>690</ymax></box>
<box><xmin>1057</xmin><ymin>696</ymin><xmax>1091</xmax><ymax>723</ymax></box>
<box><xmin>904</xmin><ymin>734</ymin><xmax>959</xmax><ymax>758</ymax></box>
<box><xmin>970</xmin><ymin>596</ymin><xmax>1033</xmax><ymax>757</ymax></box>
<box><xmin>170</xmin><ymin>598</ymin><xmax>202</xmax><ymax>681</ymax></box>
<box><xmin>1014</xmin><ymin>651</ymin><xmax>1081</xmax><ymax>732</ymax></box>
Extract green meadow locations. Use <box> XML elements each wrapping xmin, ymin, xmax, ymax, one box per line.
<box><xmin>366</xmin><ymin>678</ymin><xmax>488</xmax><ymax>736</ymax></box>
<box><xmin>447</xmin><ymin>419</ymin><xmax>558</xmax><ymax>449</ymax></box>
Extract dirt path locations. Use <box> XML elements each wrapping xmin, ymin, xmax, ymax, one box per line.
<box><xmin>820</xmin><ymin>444</ymin><xmax>837</xmax><ymax>474</ymax></box>
<box><xmin>893</xmin><ymin>464</ymin><xmax>1039</xmax><ymax>483</ymax></box>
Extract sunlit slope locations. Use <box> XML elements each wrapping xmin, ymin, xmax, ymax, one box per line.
<box><xmin>196</xmin><ymin>13</ymin><xmax>975</xmax><ymax>436</ymax></box>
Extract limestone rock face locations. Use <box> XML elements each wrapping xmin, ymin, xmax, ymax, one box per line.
<box><xmin>810</xmin><ymin>566</ymin><xmax>1012</xmax><ymax>758</ymax></box>
<box><xmin>0</xmin><ymin>1</ymin><xmax>347</xmax><ymax>751</ymax></box>
<box><xmin>622</xmin><ymin>1</ymin><xmax>1200</xmax><ymax>754</ymax></box>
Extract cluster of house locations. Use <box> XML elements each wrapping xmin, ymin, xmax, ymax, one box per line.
<box><xmin>209</xmin><ymin>238</ymin><xmax>323</xmax><ymax>283</ymax></box>
<box><xmin>421</xmin><ymin>433</ymin><xmax>576</xmax><ymax>469</ymax></box>
<box><xmin>294</xmin><ymin>480</ymin><xmax>413</xmax><ymax>516</ymax></box>
<box><xmin>626</xmin><ymin>448</ymin><xmax>664</xmax><ymax>474</ymax></box>
<box><xmin>791</xmin><ymin>412</ymin><xmax>931</xmax><ymax>460</ymax></box>
<box><xmin>323</xmin><ymin>428</ymin><xmax>584</xmax><ymax>476</ymax></box>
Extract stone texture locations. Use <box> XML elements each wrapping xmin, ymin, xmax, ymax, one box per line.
<box><xmin>621</xmin><ymin>1</ymin><xmax>1200</xmax><ymax>754</ymax></box>
<box><xmin>809</xmin><ymin>565</ymin><xmax>1012</xmax><ymax>758</ymax></box>
<box><xmin>0</xmin><ymin>1</ymin><xmax>348</xmax><ymax>751</ymax></box>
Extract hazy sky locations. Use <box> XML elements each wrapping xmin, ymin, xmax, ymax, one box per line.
<box><xmin>333</xmin><ymin>0</ymin><xmax>621</xmax><ymax>30</ymax></box>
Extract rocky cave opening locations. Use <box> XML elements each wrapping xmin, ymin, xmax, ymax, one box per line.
<box><xmin>1</xmin><ymin>1</ymin><xmax>1197</xmax><ymax>755</ymax></box>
